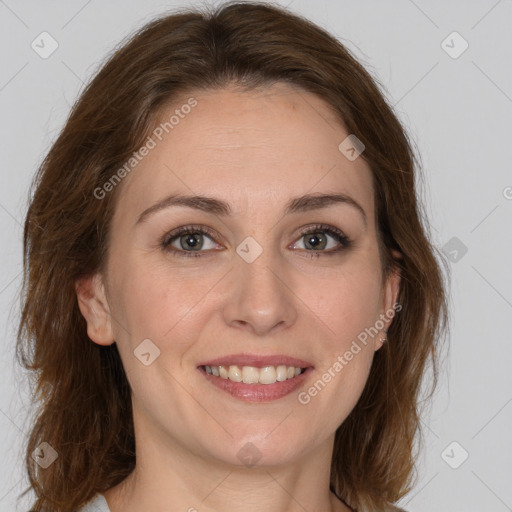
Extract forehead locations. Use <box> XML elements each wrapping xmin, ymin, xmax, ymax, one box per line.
<box><xmin>114</xmin><ymin>83</ymin><xmax>375</xmax><ymax>224</ymax></box>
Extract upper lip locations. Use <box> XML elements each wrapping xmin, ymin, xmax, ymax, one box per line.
<box><xmin>198</xmin><ymin>353</ymin><xmax>314</xmax><ymax>369</ymax></box>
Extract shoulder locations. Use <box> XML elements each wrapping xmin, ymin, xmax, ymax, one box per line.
<box><xmin>76</xmin><ymin>493</ymin><xmax>111</xmax><ymax>512</ymax></box>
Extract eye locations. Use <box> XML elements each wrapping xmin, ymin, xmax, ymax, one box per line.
<box><xmin>291</xmin><ymin>224</ymin><xmax>352</xmax><ymax>258</ymax></box>
<box><xmin>160</xmin><ymin>223</ymin><xmax>352</xmax><ymax>258</ymax></box>
<box><xmin>161</xmin><ymin>225</ymin><xmax>220</xmax><ymax>258</ymax></box>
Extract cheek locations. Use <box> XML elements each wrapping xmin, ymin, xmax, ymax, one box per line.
<box><xmin>299</xmin><ymin>259</ymin><xmax>382</xmax><ymax>399</ymax></box>
<box><xmin>299</xmin><ymin>273</ymin><xmax>379</xmax><ymax>426</ymax></box>
<box><xmin>109</xmin><ymin>260</ymin><xmax>201</xmax><ymax>352</ymax></box>
<box><xmin>302</xmin><ymin>263</ymin><xmax>383</xmax><ymax>344</ymax></box>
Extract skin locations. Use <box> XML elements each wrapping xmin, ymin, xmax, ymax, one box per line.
<box><xmin>76</xmin><ymin>82</ymin><xmax>400</xmax><ymax>512</ymax></box>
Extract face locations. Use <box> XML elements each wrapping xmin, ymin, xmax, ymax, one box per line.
<box><xmin>77</xmin><ymin>83</ymin><xmax>400</xmax><ymax>469</ymax></box>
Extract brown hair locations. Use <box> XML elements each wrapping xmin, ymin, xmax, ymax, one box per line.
<box><xmin>17</xmin><ymin>2</ymin><xmax>448</xmax><ymax>511</ymax></box>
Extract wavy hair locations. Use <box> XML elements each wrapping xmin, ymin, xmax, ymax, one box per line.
<box><xmin>17</xmin><ymin>2</ymin><xmax>448</xmax><ymax>511</ymax></box>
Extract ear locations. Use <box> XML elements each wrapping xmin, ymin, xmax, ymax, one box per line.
<box><xmin>75</xmin><ymin>273</ymin><xmax>115</xmax><ymax>346</ymax></box>
<box><xmin>375</xmin><ymin>250</ymin><xmax>402</xmax><ymax>351</ymax></box>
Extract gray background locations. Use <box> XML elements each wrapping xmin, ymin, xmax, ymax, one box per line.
<box><xmin>1</xmin><ymin>0</ymin><xmax>511</xmax><ymax>511</ymax></box>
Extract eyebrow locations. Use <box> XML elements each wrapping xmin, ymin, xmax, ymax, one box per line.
<box><xmin>135</xmin><ymin>192</ymin><xmax>367</xmax><ymax>227</ymax></box>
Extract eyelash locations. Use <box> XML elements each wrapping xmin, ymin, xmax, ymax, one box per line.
<box><xmin>160</xmin><ymin>223</ymin><xmax>352</xmax><ymax>259</ymax></box>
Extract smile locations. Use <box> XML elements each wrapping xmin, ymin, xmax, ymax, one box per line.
<box><xmin>202</xmin><ymin>364</ymin><xmax>305</xmax><ymax>384</ymax></box>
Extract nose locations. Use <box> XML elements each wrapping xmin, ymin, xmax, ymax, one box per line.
<box><xmin>222</xmin><ymin>243</ymin><xmax>298</xmax><ymax>337</ymax></box>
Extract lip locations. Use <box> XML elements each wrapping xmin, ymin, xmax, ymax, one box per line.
<box><xmin>197</xmin><ymin>353</ymin><xmax>314</xmax><ymax>369</ymax></box>
<box><xmin>199</xmin><ymin>366</ymin><xmax>313</xmax><ymax>402</ymax></box>
<box><xmin>196</xmin><ymin>353</ymin><xmax>314</xmax><ymax>403</ymax></box>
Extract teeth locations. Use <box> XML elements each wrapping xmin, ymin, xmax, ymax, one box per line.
<box><xmin>218</xmin><ymin>365</ymin><xmax>229</xmax><ymax>379</ymax></box>
<box><xmin>259</xmin><ymin>366</ymin><xmax>276</xmax><ymax>384</ymax></box>
<box><xmin>276</xmin><ymin>365</ymin><xmax>287</xmax><ymax>381</ymax></box>
<box><xmin>242</xmin><ymin>366</ymin><xmax>259</xmax><ymax>384</ymax></box>
<box><xmin>228</xmin><ymin>365</ymin><xmax>242</xmax><ymax>382</ymax></box>
<box><xmin>203</xmin><ymin>364</ymin><xmax>305</xmax><ymax>384</ymax></box>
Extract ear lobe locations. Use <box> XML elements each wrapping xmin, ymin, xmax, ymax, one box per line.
<box><xmin>75</xmin><ymin>273</ymin><xmax>115</xmax><ymax>346</ymax></box>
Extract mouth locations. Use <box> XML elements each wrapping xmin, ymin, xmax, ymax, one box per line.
<box><xmin>197</xmin><ymin>354</ymin><xmax>314</xmax><ymax>402</ymax></box>
<box><xmin>200</xmin><ymin>364</ymin><xmax>307</xmax><ymax>384</ymax></box>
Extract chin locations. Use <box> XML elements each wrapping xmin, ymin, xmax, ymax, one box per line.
<box><xmin>199</xmin><ymin>429</ymin><xmax>314</xmax><ymax>469</ymax></box>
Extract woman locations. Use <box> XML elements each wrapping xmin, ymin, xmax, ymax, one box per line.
<box><xmin>17</xmin><ymin>2</ymin><xmax>448</xmax><ymax>511</ymax></box>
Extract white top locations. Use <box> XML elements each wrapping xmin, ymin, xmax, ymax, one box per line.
<box><xmin>77</xmin><ymin>493</ymin><xmax>111</xmax><ymax>512</ymax></box>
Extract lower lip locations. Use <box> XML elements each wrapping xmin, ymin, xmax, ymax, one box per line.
<box><xmin>198</xmin><ymin>366</ymin><xmax>313</xmax><ymax>402</ymax></box>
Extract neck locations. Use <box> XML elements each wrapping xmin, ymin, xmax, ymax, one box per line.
<box><xmin>104</xmin><ymin>409</ymin><xmax>350</xmax><ymax>512</ymax></box>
